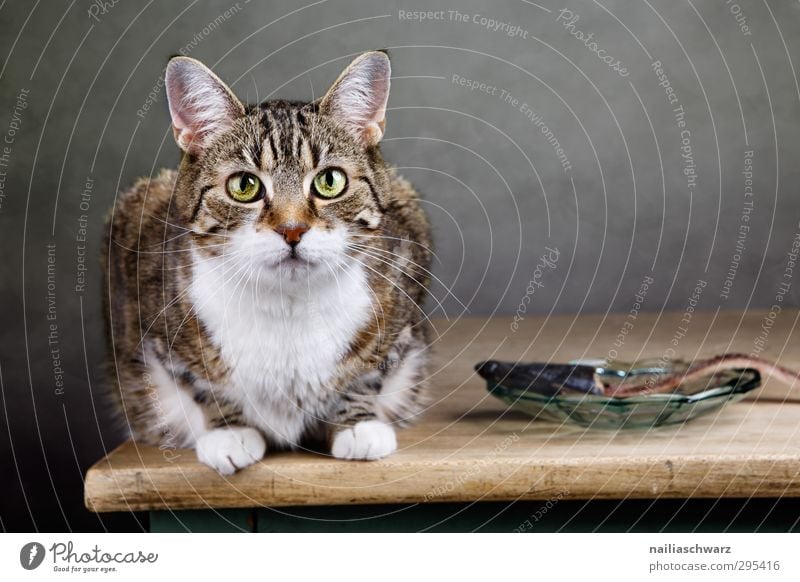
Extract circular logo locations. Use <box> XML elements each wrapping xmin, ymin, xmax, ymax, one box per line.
<box><xmin>19</xmin><ymin>542</ymin><xmax>45</xmax><ymax>570</ymax></box>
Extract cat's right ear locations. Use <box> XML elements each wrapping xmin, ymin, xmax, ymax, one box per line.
<box><xmin>165</xmin><ymin>57</ymin><xmax>244</xmax><ymax>155</ymax></box>
<box><xmin>319</xmin><ymin>51</ymin><xmax>391</xmax><ymax>146</ymax></box>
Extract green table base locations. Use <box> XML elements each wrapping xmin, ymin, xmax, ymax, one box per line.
<box><xmin>148</xmin><ymin>498</ymin><xmax>800</xmax><ymax>533</ymax></box>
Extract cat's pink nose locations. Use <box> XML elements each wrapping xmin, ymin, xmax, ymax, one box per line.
<box><xmin>275</xmin><ymin>223</ymin><xmax>309</xmax><ymax>246</ymax></box>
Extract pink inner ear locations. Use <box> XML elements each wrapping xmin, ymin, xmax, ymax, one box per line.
<box><xmin>165</xmin><ymin>58</ymin><xmax>242</xmax><ymax>154</ymax></box>
<box><xmin>324</xmin><ymin>53</ymin><xmax>391</xmax><ymax>145</ymax></box>
<box><xmin>169</xmin><ymin>109</ymin><xmax>198</xmax><ymax>152</ymax></box>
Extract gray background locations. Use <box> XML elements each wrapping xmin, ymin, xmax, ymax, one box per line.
<box><xmin>0</xmin><ymin>0</ymin><xmax>799</xmax><ymax>531</ymax></box>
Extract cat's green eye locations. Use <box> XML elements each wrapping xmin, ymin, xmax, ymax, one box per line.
<box><xmin>226</xmin><ymin>173</ymin><xmax>263</xmax><ymax>203</ymax></box>
<box><xmin>312</xmin><ymin>168</ymin><xmax>347</xmax><ymax>199</ymax></box>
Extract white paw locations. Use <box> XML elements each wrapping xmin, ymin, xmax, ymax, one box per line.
<box><xmin>195</xmin><ymin>427</ymin><xmax>266</xmax><ymax>475</ymax></box>
<box><xmin>331</xmin><ymin>420</ymin><xmax>397</xmax><ymax>460</ymax></box>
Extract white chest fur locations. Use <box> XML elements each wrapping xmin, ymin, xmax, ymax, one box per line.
<box><xmin>189</xmin><ymin>253</ymin><xmax>373</xmax><ymax>445</ymax></box>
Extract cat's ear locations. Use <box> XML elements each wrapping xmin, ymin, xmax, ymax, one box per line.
<box><xmin>165</xmin><ymin>57</ymin><xmax>244</xmax><ymax>155</ymax></box>
<box><xmin>319</xmin><ymin>51</ymin><xmax>391</xmax><ymax>146</ymax></box>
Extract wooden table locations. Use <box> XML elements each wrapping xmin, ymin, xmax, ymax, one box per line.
<box><xmin>85</xmin><ymin>310</ymin><xmax>800</xmax><ymax>532</ymax></box>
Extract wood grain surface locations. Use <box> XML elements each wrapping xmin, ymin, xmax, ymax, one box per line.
<box><xmin>85</xmin><ymin>310</ymin><xmax>800</xmax><ymax>512</ymax></box>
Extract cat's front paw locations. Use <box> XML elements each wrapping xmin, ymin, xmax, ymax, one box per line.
<box><xmin>195</xmin><ymin>426</ymin><xmax>266</xmax><ymax>475</ymax></box>
<box><xmin>331</xmin><ymin>420</ymin><xmax>397</xmax><ymax>460</ymax></box>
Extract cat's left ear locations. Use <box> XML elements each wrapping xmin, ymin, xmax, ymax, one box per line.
<box><xmin>165</xmin><ymin>56</ymin><xmax>245</xmax><ymax>154</ymax></box>
<box><xmin>319</xmin><ymin>51</ymin><xmax>391</xmax><ymax>146</ymax></box>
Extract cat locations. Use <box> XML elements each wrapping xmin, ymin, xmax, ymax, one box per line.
<box><xmin>103</xmin><ymin>51</ymin><xmax>433</xmax><ymax>474</ymax></box>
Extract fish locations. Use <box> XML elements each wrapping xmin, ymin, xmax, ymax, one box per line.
<box><xmin>605</xmin><ymin>353</ymin><xmax>800</xmax><ymax>397</ymax></box>
<box><xmin>475</xmin><ymin>360</ymin><xmax>606</xmax><ymax>396</ymax></box>
<box><xmin>475</xmin><ymin>354</ymin><xmax>800</xmax><ymax>398</ymax></box>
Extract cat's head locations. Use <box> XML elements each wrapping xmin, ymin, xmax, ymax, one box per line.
<box><xmin>165</xmin><ymin>51</ymin><xmax>393</xmax><ymax>287</ymax></box>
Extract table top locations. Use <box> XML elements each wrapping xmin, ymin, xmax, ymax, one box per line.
<box><xmin>85</xmin><ymin>310</ymin><xmax>800</xmax><ymax>512</ymax></box>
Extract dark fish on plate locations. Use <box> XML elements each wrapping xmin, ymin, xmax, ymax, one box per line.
<box><xmin>474</xmin><ymin>360</ymin><xmax>605</xmax><ymax>396</ymax></box>
<box><xmin>476</xmin><ymin>354</ymin><xmax>800</xmax><ymax>398</ymax></box>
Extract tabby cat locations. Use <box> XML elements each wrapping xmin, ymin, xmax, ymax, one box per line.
<box><xmin>104</xmin><ymin>51</ymin><xmax>432</xmax><ymax>474</ymax></box>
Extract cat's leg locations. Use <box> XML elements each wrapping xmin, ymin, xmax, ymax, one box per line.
<box><xmin>329</xmin><ymin>327</ymin><xmax>428</xmax><ymax>461</ymax></box>
<box><xmin>193</xmin><ymin>401</ymin><xmax>267</xmax><ymax>475</ymax></box>
<box><xmin>330</xmin><ymin>419</ymin><xmax>397</xmax><ymax>460</ymax></box>
<box><xmin>375</xmin><ymin>326</ymin><xmax>429</xmax><ymax>426</ymax></box>
<box><xmin>144</xmin><ymin>350</ymin><xmax>266</xmax><ymax>474</ymax></box>
<box><xmin>330</xmin><ymin>371</ymin><xmax>397</xmax><ymax>461</ymax></box>
<box><xmin>195</xmin><ymin>424</ymin><xmax>266</xmax><ymax>476</ymax></box>
<box><xmin>329</xmin><ymin>375</ymin><xmax>398</xmax><ymax>460</ymax></box>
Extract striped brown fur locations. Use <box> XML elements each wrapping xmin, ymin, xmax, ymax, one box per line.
<box><xmin>103</xmin><ymin>52</ymin><xmax>433</xmax><ymax>472</ymax></box>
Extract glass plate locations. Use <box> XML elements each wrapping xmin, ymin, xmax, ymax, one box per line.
<box><xmin>485</xmin><ymin>358</ymin><xmax>762</xmax><ymax>430</ymax></box>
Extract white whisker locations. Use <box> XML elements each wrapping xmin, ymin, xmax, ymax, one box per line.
<box><xmin>346</xmin><ymin>241</ymin><xmax>466</xmax><ymax>311</ymax></box>
<box><xmin>344</xmin><ymin>252</ymin><xmax>438</xmax><ymax>329</ymax></box>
